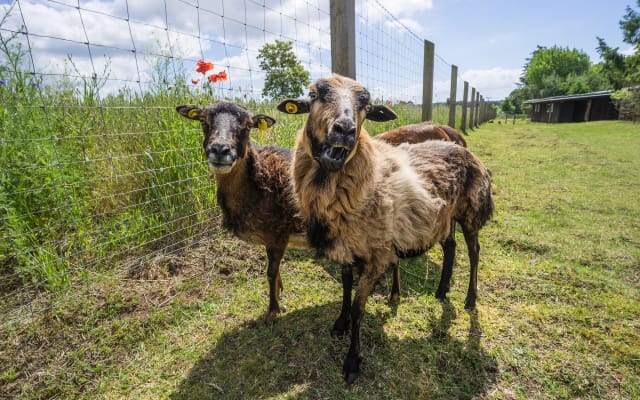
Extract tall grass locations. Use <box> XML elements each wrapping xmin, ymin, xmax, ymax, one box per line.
<box><xmin>0</xmin><ymin>42</ymin><xmax>221</xmax><ymax>296</ymax></box>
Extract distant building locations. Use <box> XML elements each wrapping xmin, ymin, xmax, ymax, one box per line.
<box><xmin>524</xmin><ymin>91</ymin><xmax>618</xmax><ymax>123</ymax></box>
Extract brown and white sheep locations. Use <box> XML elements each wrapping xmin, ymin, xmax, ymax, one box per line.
<box><xmin>278</xmin><ymin>74</ymin><xmax>494</xmax><ymax>383</ymax></box>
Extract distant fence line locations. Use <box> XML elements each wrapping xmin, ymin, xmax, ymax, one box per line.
<box><xmin>0</xmin><ymin>0</ymin><xmax>495</xmax><ymax>327</ymax></box>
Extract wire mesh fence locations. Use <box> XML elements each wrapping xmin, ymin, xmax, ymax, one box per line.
<box><xmin>1</xmin><ymin>0</ymin><xmax>491</xmax><ymax>327</ymax></box>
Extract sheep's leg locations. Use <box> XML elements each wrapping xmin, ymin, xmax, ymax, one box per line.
<box><xmin>462</xmin><ymin>228</ymin><xmax>480</xmax><ymax>309</ymax></box>
<box><xmin>331</xmin><ymin>262</ymin><xmax>357</xmax><ymax>336</ymax></box>
<box><xmin>389</xmin><ymin>261</ymin><xmax>400</xmax><ymax>304</ymax></box>
<box><xmin>435</xmin><ymin>227</ymin><xmax>456</xmax><ymax>301</ymax></box>
<box><xmin>343</xmin><ymin>267</ymin><xmax>379</xmax><ymax>384</ymax></box>
<box><xmin>265</xmin><ymin>246</ymin><xmax>285</xmax><ymax>322</ymax></box>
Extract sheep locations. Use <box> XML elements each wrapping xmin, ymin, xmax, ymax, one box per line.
<box><xmin>176</xmin><ymin>101</ymin><xmax>307</xmax><ymax>322</ymax></box>
<box><xmin>372</xmin><ymin>121</ymin><xmax>465</xmax><ymax>303</ymax></box>
<box><xmin>373</xmin><ymin>122</ymin><xmax>450</xmax><ymax>145</ymax></box>
<box><xmin>175</xmin><ymin>101</ymin><xmax>403</xmax><ymax>322</ymax></box>
<box><xmin>277</xmin><ymin>74</ymin><xmax>494</xmax><ymax>383</ymax></box>
<box><xmin>374</xmin><ymin>121</ymin><xmax>467</xmax><ymax>147</ymax></box>
<box><xmin>439</xmin><ymin>124</ymin><xmax>468</xmax><ymax>147</ymax></box>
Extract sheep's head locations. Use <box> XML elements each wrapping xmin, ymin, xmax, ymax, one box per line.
<box><xmin>176</xmin><ymin>102</ymin><xmax>275</xmax><ymax>175</ymax></box>
<box><xmin>277</xmin><ymin>74</ymin><xmax>396</xmax><ymax>172</ymax></box>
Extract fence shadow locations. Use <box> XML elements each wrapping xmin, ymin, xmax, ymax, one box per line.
<box><xmin>170</xmin><ymin>299</ymin><xmax>497</xmax><ymax>399</ymax></box>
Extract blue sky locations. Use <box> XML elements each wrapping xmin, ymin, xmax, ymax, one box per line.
<box><xmin>0</xmin><ymin>0</ymin><xmax>635</xmax><ymax>100</ymax></box>
<box><xmin>382</xmin><ymin>0</ymin><xmax>634</xmax><ymax>100</ymax></box>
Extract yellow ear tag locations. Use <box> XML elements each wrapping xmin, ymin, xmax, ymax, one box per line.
<box><xmin>285</xmin><ymin>102</ymin><xmax>298</xmax><ymax>114</ymax></box>
<box><xmin>188</xmin><ymin>109</ymin><xmax>200</xmax><ymax>119</ymax></box>
<box><xmin>257</xmin><ymin>118</ymin><xmax>268</xmax><ymax>131</ymax></box>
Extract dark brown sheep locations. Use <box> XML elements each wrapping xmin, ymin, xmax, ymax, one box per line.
<box><xmin>278</xmin><ymin>74</ymin><xmax>494</xmax><ymax>383</ymax></box>
<box><xmin>176</xmin><ymin>102</ymin><xmax>306</xmax><ymax>322</ymax></box>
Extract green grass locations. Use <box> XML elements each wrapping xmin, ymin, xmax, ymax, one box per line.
<box><xmin>2</xmin><ymin>114</ymin><xmax>639</xmax><ymax>399</ymax></box>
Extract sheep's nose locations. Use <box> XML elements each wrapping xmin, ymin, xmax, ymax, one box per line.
<box><xmin>207</xmin><ymin>143</ymin><xmax>231</xmax><ymax>156</ymax></box>
<box><xmin>332</xmin><ymin>119</ymin><xmax>356</xmax><ymax>137</ymax></box>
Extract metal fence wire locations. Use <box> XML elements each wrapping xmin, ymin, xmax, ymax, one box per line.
<box><xmin>0</xmin><ymin>0</ymin><xmax>487</xmax><ymax>327</ymax></box>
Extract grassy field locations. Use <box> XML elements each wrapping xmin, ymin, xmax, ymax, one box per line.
<box><xmin>1</xmin><ymin>119</ymin><xmax>639</xmax><ymax>399</ymax></box>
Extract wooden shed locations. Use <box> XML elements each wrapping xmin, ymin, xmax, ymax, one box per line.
<box><xmin>524</xmin><ymin>91</ymin><xmax>619</xmax><ymax>123</ymax></box>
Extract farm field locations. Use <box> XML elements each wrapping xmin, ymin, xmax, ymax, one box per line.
<box><xmin>1</xmin><ymin>119</ymin><xmax>639</xmax><ymax>399</ymax></box>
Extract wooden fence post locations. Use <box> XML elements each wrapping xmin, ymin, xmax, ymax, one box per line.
<box><xmin>469</xmin><ymin>87</ymin><xmax>476</xmax><ymax>129</ymax></box>
<box><xmin>461</xmin><ymin>81</ymin><xmax>469</xmax><ymax>133</ymax></box>
<box><xmin>422</xmin><ymin>40</ymin><xmax>435</xmax><ymax>122</ymax></box>
<box><xmin>474</xmin><ymin>91</ymin><xmax>481</xmax><ymax>128</ymax></box>
<box><xmin>448</xmin><ymin>64</ymin><xmax>457</xmax><ymax>127</ymax></box>
<box><xmin>330</xmin><ymin>0</ymin><xmax>356</xmax><ymax>79</ymax></box>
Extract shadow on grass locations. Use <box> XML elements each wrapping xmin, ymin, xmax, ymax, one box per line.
<box><xmin>314</xmin><ymin>251</ymin><xmax>445</xmax><ymax>303</ymax></box>
<box><xmin>170</xmin><ymin>299</ymin><xmax>498</xmax><ymax>399</ymax></box>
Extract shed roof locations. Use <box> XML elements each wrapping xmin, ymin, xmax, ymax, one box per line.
<box><xmin>523</xmin><ymin>90</ymin><xmax>613</xmax><ymax>104</ymax></box>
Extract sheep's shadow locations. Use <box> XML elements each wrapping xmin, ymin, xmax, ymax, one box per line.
<box><xmin>312</xmin><ymin>251</ymin><xmax>445</xmax><ymax>304</ymax></box>
<box><xmin>170</xmin><ymin>299</ymin><xmax>497</xmax><ymax>399</ymax></box>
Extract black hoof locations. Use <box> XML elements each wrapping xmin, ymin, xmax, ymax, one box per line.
<box><xmin>331</xmin><ymin>318</ymin><xmax>350</xmax><ymax>337</ymax></box>
<box><xmin>342</xmin><ymin>355</ymin><xmax>362</xmax><ymax>384</ymax></box>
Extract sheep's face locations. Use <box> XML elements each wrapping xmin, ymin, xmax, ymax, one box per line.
<box><xmin>277</xmin><ymin>74</ymin><xmax>397</xmax><ymax>172</ymax></box>
<box><xmin>176</xmin><ymin>102</ymin><xmax>275</xmax><ymax>175</ymax></box>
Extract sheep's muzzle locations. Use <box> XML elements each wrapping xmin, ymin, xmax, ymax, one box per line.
<box><xmin>206</xmin><ymin>143</ymin><xmax>237</xmax><ymax>175</ymax></box>
<box><xmin>316</xmin><ymin>118</ymin><xmax>357</xmax><ymax>172</ymax></box>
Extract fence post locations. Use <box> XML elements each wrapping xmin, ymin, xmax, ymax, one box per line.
<box><xmin>330</xmin><ymin>0</ymin><xmax>356</xmax><ymax>79</ymax></box>
<box><xmin>461</xmin><ymin>81</ymin><xmax>469</xmax><ymax>133</ymax></box>
<box><xmin>422</xmin><ymin>40</ymin><xmax>435</xmax><ymax>122</ymax></box>
<box><xmin>448</xmin><ymin>65</ymin><xmax>457</xmax><ymax>127</ymax></box>
<box><xmin>479</xmin><ymin>96</ymin><xmax>485</xmax><ymax>124</ymax></box>
<box><xmin>474</xmin><ymin>92</ymin><xmax>481</xmax><ymax>127</ymax></box>
<box><xmin>469</xmin><ymin>87</ymin><xmax>476</xmax><ymax>129</ymax></box>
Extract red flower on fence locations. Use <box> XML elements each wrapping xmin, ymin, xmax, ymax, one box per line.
<box><xmin>208</xmin><ymin>71</ymin><xmax>228</xmax><ymax>83</ymax></box>
<box><xmin>195</xmin><ymin>59</ymin><xmax>214</xmax><ymax>74</ymax></box>
<box><xmin>190</xmin><ymin>59</ymin><xmax>228</xmax><ymax>89</ymax></box>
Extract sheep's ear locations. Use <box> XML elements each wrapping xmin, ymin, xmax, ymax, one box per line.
<box><xmin>276</xmin><ymin>99</ymin><xmax>310</xmax><ymax>115</ymax></box>
<box><xmin>251</xmin><ymin>114</ymin><xmax>276</xmax><ymax>130</ymax></box>
<box><xmin>366</xmin><ymin>105</ymin><xmax>397</xmax><ymax>122</ymax></box>
<box><xmin>176</xmin><ymin>105</ymin><xmax>202</xmax><ymax>120</ymax></box>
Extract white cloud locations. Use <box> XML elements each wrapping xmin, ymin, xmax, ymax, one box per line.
<box><xmin>363</xmin><ymin>0</ymin><xmax>433</xmax><ymax>19</ymax></box>
<box><xmin>460</xmin><ymin>67</ymin><xmax>522</xmax><ymax>100</ymax></box>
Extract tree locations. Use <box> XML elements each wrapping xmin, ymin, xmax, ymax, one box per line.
<box><xmin>596</xmin><ymin>0</ymin><xmax>640</xmax><ymax>119</ymax></box>
<box><xmin>620</xmin><ymin>0</ymin><xmax>640</xmax><ymax>46</ymax></box>
<box><xmin>500</xmin><ymin>97</ymin><xmax>515</xmax><ymax>115</ymax></box>
<box><xmin>522</xmin><ymin>46</ymin><xmax>593</xmax><ymax>98</ymax></box>
<box><xmin>257</xmin><ymin>40</ymin><xmax>310</xmax><ymax>100</ymax></box>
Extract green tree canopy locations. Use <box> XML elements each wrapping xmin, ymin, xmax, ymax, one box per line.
<box><xmin>620</xmin><ymin>0</ymin><xmax>640</xmax><ymax>46</ymax></box>
<box><xmin>257</xmin><ymin>40</ymin><xmax>310</xmax><ymax>100</ymax></box>
<box><xmin>598</xmin><ymin>0</ymin><xmax>640</xmax><ymax>120</ymax></box>
<box><xmin>522</xmin><ymin>46</ymin><xmax>593</xmax><ymax>96</ymax></box>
